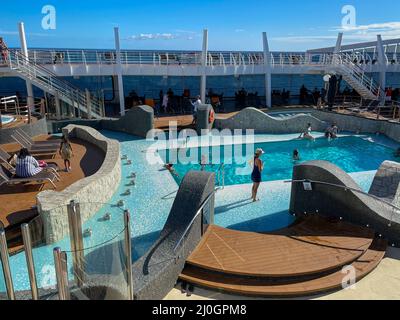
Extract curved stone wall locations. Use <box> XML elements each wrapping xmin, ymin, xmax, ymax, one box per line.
<box><xmin>101</xmin><ymin>105</ymin><xmax>154</xmax><ymax>138</ymax></box>
<box><xmin>37</xmin><ymin>125</ymin><xmax>121</xmax><ymax>243</ymax></box>
<box><xmin>214</xmin><ymin>107</ymin><xmax>328</xmax><ymax>133</ymax></box>
<box><xmin>132</xmin><ymin>171</ymin><xmax>215</xmax><ymax>300</ymax></box>
<box><xmin>289</xmin><ymin>160</ymin><xmax>400</xmax><ymax>245</ymax></box>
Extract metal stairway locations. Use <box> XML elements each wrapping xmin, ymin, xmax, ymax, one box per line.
<box><xmin>7</xmin><ymin>50</ymin><xmax>104</xmax><ymax>119</ymax></box>
<box><xmin>332</xmin><ymin>53</ymin><xmax>383</xmax><ymax>101</ymax></box>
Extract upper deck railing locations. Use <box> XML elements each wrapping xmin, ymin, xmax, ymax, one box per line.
<box><xmin>11</xmin><ymin>49</ymin><xmax>343</xmax><ymax>68</ymax></box>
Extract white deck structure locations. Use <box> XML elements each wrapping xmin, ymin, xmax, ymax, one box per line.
<box><xmin>1</xmin><ymin>25</ymin><xmax>400</xmax><ymax>118</ymax></box>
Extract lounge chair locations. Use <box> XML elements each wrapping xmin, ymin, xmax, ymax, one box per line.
<box><xmin>16</xmin><ymin>130</ymin><xmax>61</xmax><ymax>148</ymax></box>
<box><xmin>15</xmin><ymin>130</ymin><xmax>60</xmax><ymax>148</ymax></box>
<box><xmin>11</xmin><ymin>135</ymin><xmax>58</xmax><ymax>155</ymax></box>
<box><xmin>0</xmin><ymin>164</ymin><xmax>58</xmax><ymax>189</ymax></box>
<box><xmin>0</xmin><ymin>146</ymin><xmax>61</xmax><ymax>180</ymax></box>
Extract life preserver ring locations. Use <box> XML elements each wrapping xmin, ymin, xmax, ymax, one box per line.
<box><xmin>209</xmin><ymin>109</ymin><xmax>215</xmax><ymax>124</ymax></box>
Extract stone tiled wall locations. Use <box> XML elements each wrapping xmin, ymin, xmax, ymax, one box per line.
<box><xmin>214</xmin><ymin>108</ymin><xmax>400</xmax><ymax>143</ymax></box>
<box><xmin>290</xmin><ymin>160</ymin><xmax>400</xmax><ymax>245</ymax></box>
<box><xmin>311</xmin><ymin>110</ymin><xmax>400</xmax><ymax>141</ymax></box>
<box><xmin>132</xmin><ymin>171</ymin><xmax>215</xmax><ymax>300</ymax></box>
<box><xmin>101</xmin><ymin>105</ymin><xmax>154</xmax><ymax>138</ymax></box>
<box><xmin>369</xmin><ymin>161</ymin><xmax>400</xmax><ymax>208</ymax></box>
<box><xmin>214</xmin><ymin>107</ymin><xmax>328</xmax><ymax>133</ymax></box>
<box><xmin>37</xmin><ymin>125</ymin><xmax>121</xmax><ymax>243</ymax></box>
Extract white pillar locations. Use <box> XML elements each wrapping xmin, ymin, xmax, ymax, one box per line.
<box><xmin>55</xmin><ymin>92</ymin><xmax>61</xmax><ymax>120</ymax></box>
<box><xmin>114</xmin><ymin>27</ymin><xmax>125</xmax><ymax>116</ymax></box>
<box><xmin>377</xmin><ymin>35</ymin><xmax>386</xmax><ymax>104</ymax></box>
<box><xmin>333</xmin><ymin>33</ymin><xmax>343</xmax><ymax>54</ymax></box>
<box><xmin>200</xmin><ymin>29</ymin><xmax>208</xmax><ymax>103</ymax></box>
<box><xmin>18</xmin><ymin>22</ymin><xmax>34</xmax><ymax>108</ymax></box>
<box><xmin>85</xmin><ymin>89</ymin><xmax>92</xmax><ymax>118</ymax></box>
<box><xmin>262</xmin><ymin>32</ymin><xmax>272</xmax><ymax>108</ymax></box>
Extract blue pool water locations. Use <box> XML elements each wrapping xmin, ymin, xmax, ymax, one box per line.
<box><xmin>0</xmin><ymin>132</ymin><xmax>397</xmax><ymax>293</ymax></box>
<box><xmin>161</xmin><ymin>136</ymin><xmax>399</xmax><ymax>186</ymax></box>
<box><xmin>1</xmin><ymin>115</ymin><xmax>14</xmax><ymax>125</ymax></box>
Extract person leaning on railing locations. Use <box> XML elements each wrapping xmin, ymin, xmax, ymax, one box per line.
<box><xmin>0</xmin><ymin>37</ymin><xmax>9</xmax><ymax>65</ymax></box>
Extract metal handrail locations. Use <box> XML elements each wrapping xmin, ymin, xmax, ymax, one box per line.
<box><xmin>173</xmin><ymin>191</ymin><xmax>214</xmax><ymax>254</ymax></box>
<box><xmin>8</xmin><ymin>50</ymin><xmax>104</xmax><ymax>117</ymax></box>
<box><xmin>336</xmin><ymin>53</ymin><xmax>383</xmax><ymax>99</ymax></box>
<box><xmin>286</xmin><ymin>179</ymin><xmax>400</xmax><ymax>222</ymax></box>
<box><xmin>216</xmin><ymin>163</ymin><xmax>225</xmax><ymax>189</ymax></box>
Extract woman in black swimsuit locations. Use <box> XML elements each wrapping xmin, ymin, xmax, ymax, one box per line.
<box><xmin>251</xmin><ymin>148</ymin><xmax>264</xmax><ymax>202</ymax></box>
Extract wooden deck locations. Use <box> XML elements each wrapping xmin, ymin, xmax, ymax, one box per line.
<box><xmin>180</xmin><ymin>216</ymin><xmax>387</xmax><ymax>297</ymax></box>
<box><xmin>0</xmin><ymin>135</ymin><xmax>105</xmax><ymax>252</ymax></box>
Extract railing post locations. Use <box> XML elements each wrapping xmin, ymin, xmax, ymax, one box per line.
<box><xmin>21</xmin><ymin>223</ymin><xmax>39</xmax><ymax>300</ymax></box>
<box><xmin>0</xmin><ymin>229</ymin><xmax>15</xmax><ymax>300</ymax></box>
<box><xmin>85</xmin><ymin>89</ymin><xmax>92</xmax><ymax>119</ymax></box>
<box><xmin>124</xmin><ymin>210</ymin><xmax>134</xmax><ymax>300</ymax></box>
<box><xmin>53</xmin><ymin>248</ymin><xmax>70</xmax><ymax>300</ymax></box>
<box><xmin>67</xmin><ymin>200</ymin><xmax>85</xmax><ymax>288</ymax></box>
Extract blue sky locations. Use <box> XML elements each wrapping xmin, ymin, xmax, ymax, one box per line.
<box><xmin>1</xmin><ymin>0</ymin><xmax>400</xmax><ymax>51</ymax></box>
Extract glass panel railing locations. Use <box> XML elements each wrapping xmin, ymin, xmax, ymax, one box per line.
<box><xmin>58</xmin><ymin>202</ymin><xmax>131</xmax><ymax>300</ymax></box>
<box><xmin>0</xmin><ymin>249</ymin><xmax>6</xmax><ymax>299</ymax></box>
<box><xmin>18</xmin><ymin>204</ymin><xmax>71</xmax><ymax>300</ymax></box>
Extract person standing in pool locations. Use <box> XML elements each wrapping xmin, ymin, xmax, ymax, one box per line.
<box><xmin>293</xmin><ymin>149</ymin><xmax>300</xmax><ymax>161</ymax></box>
<box><xmin>251</xmin><ymin>148</ymin><xmax>264</xmax><ymax>202</ymax></box>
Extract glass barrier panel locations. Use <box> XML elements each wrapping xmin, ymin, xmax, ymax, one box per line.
<box><xmin>63</xmin><ymin>202</ymin><xmax>130</xmax><ymax>300</ymax></box>
<box><xmin>0</xmin><ymin>254</ymin><xmax>7</xmax><ymax>300</ymax></box>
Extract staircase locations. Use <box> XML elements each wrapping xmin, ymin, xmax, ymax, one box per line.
<box><xmin>179</xmin><ymin>216</ymin><xmax>387</xmax><ymax>297</ymax></box>
<box><xmin>331</xmin><ymin>53</ymin><xmax>383</xmax><ymax>101</ymax></box>
<box><xmin>7</xmin><ymin>50</ymin><xmax>104</xmax><ymax>119</ymax></box>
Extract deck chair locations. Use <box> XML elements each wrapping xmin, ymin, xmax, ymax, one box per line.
<box><xmin>0</xmin><ymin>163</ymin><xmax>57</xmax><ymax>189</ymax></box>
<box><xmin>16</xmin><ymin>130</ymin><xmax>60</xmax><ymax>148</ymax></box>
<box><xmin>11</xmin><ymin>135</ymin><xmax>58</xmax><ymax>155</ymax></box>
<box><xmin>0</xmin><ymin>146</ymin><xmax>15</xmax><ymax>172</ymax></box>
<box><xmin>0</xmin><ymin>146</ymin><xmax>61</xmax><ymax>180</ymax></box>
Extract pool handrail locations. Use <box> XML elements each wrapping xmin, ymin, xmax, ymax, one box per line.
<box><xmin>173</xmin><ymin>191</ymin><xmax>215</xmax><ymax>254</ymax></box>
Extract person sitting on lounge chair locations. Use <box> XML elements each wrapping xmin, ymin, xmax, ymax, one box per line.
<box><xmin>15</xmin><ymin>148</ymin><xmax>43</xmax><ymax>178</ymax></box>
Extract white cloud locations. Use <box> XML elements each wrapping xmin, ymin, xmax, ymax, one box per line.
<box><xmin>271</xmin><ymin>21</ymin><xmax>400</xmax><ymax>47</ymax></box>
<box><xmin>334</xmin><ymin>21</ymin><xmax>400</xmax><ymax>41</ymax></box>
<box><xmin>125</xmin><ymin>30</ymin><xmax>199</xmax><ymax>41</ymax></box>
<box><xmin>126</xmin><ymin>33</ymin><xmax>177</xmax><ymax>41</ymax></box>
<box><xmin>235</xmin><ymin>29</ymin><xmax>245</xmax><ymax>33</ymax></box>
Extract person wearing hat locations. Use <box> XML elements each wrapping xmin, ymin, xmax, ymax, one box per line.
<box><xmin>251</xmin><ymin>148</ymin><xmax>264</xmax><ymax>202</ymax></box>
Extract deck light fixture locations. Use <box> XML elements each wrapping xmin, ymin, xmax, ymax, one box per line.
<box><xmin>83</xmin><ymin>228</ymin><xmax>92</xmax><ymax>238</ymax></box>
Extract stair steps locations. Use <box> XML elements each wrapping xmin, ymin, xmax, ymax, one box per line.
<box><xmin>180</xmin><ymin>238</ymin><xmax>386</xmax><ymax>297</ymax></box>
<box><xmin>179</xmin><ymin>217</ymin><xmax>387</xmax><ymax>297</ymax></box>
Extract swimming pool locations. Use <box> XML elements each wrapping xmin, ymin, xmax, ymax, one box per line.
<box><xmin>1</xmin><ymin>115</ymin><xmax>15</xmax><ymax>125</ymax></box>
<box><xmin>161</xmin><ymin>135</ymin><xmax>399</xmax><ymax>186</ymax></box>
<box><xmin>0</xmin><ymin>132</ymin><xmax>397</xmax><ymax>293</ymax></box>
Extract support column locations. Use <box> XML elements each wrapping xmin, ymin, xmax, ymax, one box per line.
<box><xmin>114</xmin><ymin>27</ymin><xmax>126</xmax><ymax>116</ymax></box>
<box><xmin>55</xmin><ymin>93</ymin><xmax>61</xmax><ymax>120</ymax></box>
<box><xmin>262</xmin><ymin>32</ymin><xmax>272</xmax><ymax>108</ymax></box>
<box><xmin>18</xmin><ymin>22</ymin><xmax>34</xmax><ymax>108</ymax></box>
<box><xmin>333</xmin><ymin>32</ymin><xmax>343</xmax><ymax>55</ymax></box>
<box><xmin>85</xmin><ymin>89</ymin><xmax>92</xmax><ymax>119</ymax></box>
<box><xmin>377</xmin><ymin>35</ymin><xmax>387</xmax><ymax>105</ymax></box>
<box><xmin>200</xmin><ymin>29</ymin><xmax>208</xmax><ymax>103</ymax></box>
